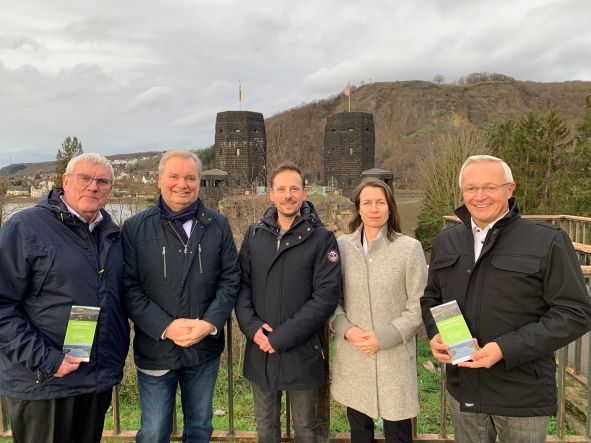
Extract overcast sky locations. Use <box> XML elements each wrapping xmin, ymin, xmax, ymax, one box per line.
<box><xmin>1</xmin><ymin>0</ymin><xmax>590</xmax><ymax>168</ymax></box>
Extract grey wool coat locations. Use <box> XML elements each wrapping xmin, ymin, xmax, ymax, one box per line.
<box><xmin>330</xmin><ymin>225</ymin><xmax>427</xmax><ymax>421</ymax></box>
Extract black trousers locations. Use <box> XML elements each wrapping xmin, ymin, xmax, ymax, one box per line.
<box><xmin>6</xmin><ymin>389</ymin><xmax>113</xmax><ymax>443</ymax></box>
<box><xmin>347</xmin><ymin>407</ymin><xmax>413</xmax><ymax>443</ymax></box>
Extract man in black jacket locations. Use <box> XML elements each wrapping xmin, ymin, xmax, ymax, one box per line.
<box><xmin>122</xmin><ymin>149</ymin><xmax>240</xmax><ymax>443</ymax></box>
<box><xmin>0</xmin><ymin>153</ymin><xmax>129</xmax><ymax>443</ymax></box>
<box><xmin>421</xmin><ymin>155</ymin><xmax>591</xmax><ymax>443</ymax></box>
<box><xmin>236</xmin><ymin>162</ymin><xmax>341</xmax><ymax>443</ymax></box>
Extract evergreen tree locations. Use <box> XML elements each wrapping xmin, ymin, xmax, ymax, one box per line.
<box><xmin>55</xmin><ymin>136</ymin><xmax>84</xmax><ymax>186</ymax></box>
<box><xmin>554</xmin><ymin>89</ymin><xmax>591</xmax><ymax>216</ymax></box>
<box><xmin>488</xmin><ymin>110</ymin><xmax>571</xmax><ymax>214</ymax></box>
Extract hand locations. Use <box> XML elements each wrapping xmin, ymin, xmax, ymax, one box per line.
<box><xmin>458</xmin><ymin>341</ymin><xmax>503</xmax><ymax>369</ymax></box>
<box><xmin>253</xmin><ymin>323</ymin><xmax>276</xmax><ymax>354</ymax></box>
<box><xmin>429</xmin><ymin>333</ymin><xmax>451</xmax><ymax>364</ymax></box>
<box><xmin>172</xmin><ymin>319</ymin><xmax>215</xmax><ymax>347</ymax></box>
<box><xmin>344</xmin><ymin>326</ymin><xmax>366</xmax><ymax>345</ymax></box>
<box><xmin>54</xmin><ymin>354</ymin><xmax>82</xmax><ymax>378</ymax></box>
<box><xmin>346</xmin><ymin>327</ymin><xmax>380</xmax><ymax>355</ymax></box>
<box><xmin>164</xmin><ymin>318</ymin><xmax>193</xmax><ymax>341</ymax></box>
<box><xmin>356</xmin><ymin>331</ymin><xmax>380</xmax><ymax>355</ymax></box>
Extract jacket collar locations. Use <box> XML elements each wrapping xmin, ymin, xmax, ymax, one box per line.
<box><xmin>157</xmin><ymin>197</ymin><xmax>213</xmax><ymax>227</ymax></box>
<box><xmin>259</xmin><ymin>200</ymin><xmax>323</xmax><ymax>231</ymax></box>
<box><xmin>41</xmin><ymin>189</ymin><xmax>119</xmax><ymax>237</ymax></box>
<box><xmin>350</xmin><ymin>223</ymin><xmax>389</xmax><ymax>251</ymax></box>
<box><xmin>454</xmin><ymin>196</ymin><xmax>520</xmax><ymax>230</ymax></box>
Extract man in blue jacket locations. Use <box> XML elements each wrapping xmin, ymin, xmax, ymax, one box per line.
<box><xmin>236</xmin><ymin>162</ymin><xmax>341</xmax><ymax>443</ymax></box>
<box><xmin>122</xmin><ymin>149</ymin><xmax>240</xmax><ymax>443</ymax></box>
<box><xmin>0</xmin><ymin>153</ymin><xmax>130</xmax><ymax>443</ymax></box>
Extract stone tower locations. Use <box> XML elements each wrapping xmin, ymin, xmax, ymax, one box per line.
<box><xmin>324</xmin><ymin>112</ymin><xmax>375</xmax><ymax>197</ymax></box>
<box><xmin>214</xmin><ymin>111</ymin><xmax>266</xmax><ymax>188</ymax></box>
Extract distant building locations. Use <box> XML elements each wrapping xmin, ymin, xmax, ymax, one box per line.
<box><xmin>30</xmin><ymin>183</ymin><xmax>49</xmax><ymax>199</ymax></box>
<box><xmin>214</xmin><ymin>111</ymin><xmax>266</xmax><ymax>189</ymax></box>
<box><xmin>361</xmin><ymin>167</ymin><xmax>395</xmax><ymax>189</ymax></box>
<box><xmin>324</xmin><ymin>112</ymin><xmax>376</xmax><ymax>198</ymax></box>
<box><xmin>7</xmin><ymin>186</ymin><xmax>29</xmax><ymax>197</ymax></box>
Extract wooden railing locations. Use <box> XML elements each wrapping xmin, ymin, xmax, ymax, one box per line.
<box><xmin>1</xmin><ymin>215</ymin><xmax>590</xmax><ymax>442</ymax></box>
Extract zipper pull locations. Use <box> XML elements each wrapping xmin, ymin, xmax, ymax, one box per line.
<box><xmin>162</xmin><ymin>246</ymin><xmax>167</xmax><ymax>279</ymax></box>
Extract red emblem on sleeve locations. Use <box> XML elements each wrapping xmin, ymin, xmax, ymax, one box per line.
<box><xmin>327</xmin><ymin>250</ymin><xmax>339</xmax><ymax>263</ymax></box>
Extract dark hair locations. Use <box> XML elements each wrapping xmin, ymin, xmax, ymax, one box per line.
<box><xmin>270</xmin><ymin>161</ymin><xmax>304</xmax><ymax>188</ymax></box>
<box><xmin>348</xmin><ymin>177</ymin><xmax>401</xmax><ymax>241</ymax></box>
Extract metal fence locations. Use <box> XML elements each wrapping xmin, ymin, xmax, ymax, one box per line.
<box><xmin>1</xmin><ymin>215</ymin><xmax>590</xmax><ymax>442</ymax></box>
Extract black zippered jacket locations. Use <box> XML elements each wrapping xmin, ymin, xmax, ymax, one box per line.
<box><xmin>0</xmin><ymin>190</ymin><xmax>129</xmax><ymax>399</ymax></box>
<box><xmin>121</xmin><ymin>199</ymin><xmax>240</xmax><ymax>369</ymax></box>
<box><xmin>421</xmin><ymin>197</ymin><xmax>591</xmax><ymax>416</ymax></box>
<box><xmin>236</xmin><ymin>201</ymin><xmax>341</xmax><ymax>391</ymax></box>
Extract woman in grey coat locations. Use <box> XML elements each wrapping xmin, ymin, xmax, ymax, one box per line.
<box><xmin>330</xmin><ymin>178</ymin><xmax>427</xmax><ymax>443</ymax></box>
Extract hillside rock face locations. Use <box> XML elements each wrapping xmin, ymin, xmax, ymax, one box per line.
<box><xmin>265</xmin><ymin>80</ymin><xmax>591</xmax><ymax>188</ymax></box>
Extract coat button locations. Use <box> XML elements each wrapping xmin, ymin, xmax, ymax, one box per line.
<box><xmin>467</xmin><ymin>269</ymin><xmax>471</xmax><ymax>273</ymax></box>
<box><xmin>307</xmin><ymin>228</ymin><xmax>310</xmax><ymax>231</ymax></box>
<box><xmin>285</xmin><ymin>242</ymin><xmax>290</xmax><ymax>246</ymax></box>
<box><xmin>298</xmin><ymin>236</ymin><xmax>302</xmax><ymax>240</ymax></box>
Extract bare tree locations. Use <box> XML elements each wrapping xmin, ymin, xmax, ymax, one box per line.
<box><xmin>433</xmin><ymin>74</ymin><xmax>445</xmax><ymax>84</ymax></box>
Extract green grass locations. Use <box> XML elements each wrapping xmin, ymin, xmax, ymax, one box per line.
<box><xmin>99</xmin><ymin>337</ymin><xmax>576</xmax><ymax>437</ymax></box>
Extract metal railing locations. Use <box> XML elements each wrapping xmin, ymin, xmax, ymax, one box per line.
<box><xmin>1</xmin><ymin>215</ymin><xmax>590</xmax><ymax>442</ymax></box>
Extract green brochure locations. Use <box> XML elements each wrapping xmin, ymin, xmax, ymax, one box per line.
<box><xmin>430</xmin><ymin>300</ymin><xmax>476</xmax><ymax>365</ymax></box>
<box><xmin>62</xmin><ymin>305</ymin><xmax>100</xmax><ymax>362</ymax></box>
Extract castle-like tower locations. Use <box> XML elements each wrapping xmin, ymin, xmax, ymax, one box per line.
<box><xmin>324</xmin><ymin>112</ymin><xmax>375</xmax><ymax>197</ymax></box>
<box><xmin>214</xmin><ymin>111</ymin><xmax>266</xmax><ymax>188</ymax></box>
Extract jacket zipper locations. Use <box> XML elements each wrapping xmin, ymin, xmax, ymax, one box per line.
<box><xmin>198</xmin><ymin>244</ymin><xmax>203</xmax><ymax>274</ymax></box>
<box><xmin>162</xmin><ymin>246</ymin><xmax>167</xmax><ymax>278</ymax></box>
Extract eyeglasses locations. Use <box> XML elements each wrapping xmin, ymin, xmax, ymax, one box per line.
<box><xmin>462</xmin><ymin>183</ymin><xmax>512</xmax><ymax>194</ymax></box>
<box><xmin>68</xmin><ymin>173</ymin><xmax>113</xmax><ymax>189</ymax></box>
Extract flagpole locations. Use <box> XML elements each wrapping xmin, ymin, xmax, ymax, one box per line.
<box><xmin>348</xmin><ymin>81</ymin><xmax>351</xmax><ymax>112</ymax></box>
<box><xmin>348</xmin><ymin>89</ymin><xmax>351</xmax><ymax>112</ymax></box>
<box><xmin>239</xmin><ymin>80</ymin><xmax>242</xmax><ymax>111</ymax></box>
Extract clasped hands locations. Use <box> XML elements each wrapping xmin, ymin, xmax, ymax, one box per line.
<box><xmin>428</xmin><ymin>333</ymin><xmax>503</xmax><ymax>368</ymax></box>
<box><xmin>165</xmin><ymin>318</ymin><xmax>215</xmax><ymax>347</ymax></box>
<box><xmin>345</xmin><ymin>326</ymin><xmax>380</xmax><ymax>355</ymax></box>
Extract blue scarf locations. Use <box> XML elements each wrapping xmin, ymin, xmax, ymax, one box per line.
<box><xmin>158</xmin><ymin>196</ymin><xmax>200</xmax><ymax>243</ymax></box>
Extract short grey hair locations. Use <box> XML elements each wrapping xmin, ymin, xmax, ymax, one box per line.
<box><xmin>458</xmin><ymin>155</ymin><xmax>514</xmax><ymax>188</ymax></box>
<box><xmin>66</xmin><ymin>153</ymin><xmax>114</xmax><ymax>182</ymax></box>
<box><xmin>158</xmin><ymin>149</ymin><xmax>202</xmax><ymax>177</ymax></box>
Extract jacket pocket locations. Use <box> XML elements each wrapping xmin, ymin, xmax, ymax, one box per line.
<box><xmin>430</xmin><ymin>254</ymin><xmax>460</xmax><ymax>270</ymax></box>
<box><xmin>491</xmin><ymin>255</ymin><xmax>540</xmax><ymax>274</ymax></box>
<box><xmin>30</xmin><ymin>251</ymin><xmax>56</xmax><ymax>297</ymax></box>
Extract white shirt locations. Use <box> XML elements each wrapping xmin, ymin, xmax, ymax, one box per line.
<box><xmin>60</xmin><ymin>196</ymin><xmax>103</xmax><ymax>231</ymax></box>
<box><xmin>471</xmin><ymin>210</ymin><xmax>509</xmax><ymax>262</ymax></box>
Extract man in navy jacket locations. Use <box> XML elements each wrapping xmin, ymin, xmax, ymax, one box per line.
<box><xmin>122</xmin><ymin>149</ymin><xmax>240</xmax><ymax>443</ymax></box>
<box><xmin>0</xmin><ymin>153</ymin><xmax>129</xmax><ymax>443</ymax></box>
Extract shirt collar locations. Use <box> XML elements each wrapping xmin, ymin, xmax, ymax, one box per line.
<box><xmin>470</xmin><ymin>209</ymin><xmax>509</xmax><ymax>235</ymax></box>
<box><xmin>60</xmin><ymin>196</ymin><xmax>103</xmax><ymax>232</ymax></box>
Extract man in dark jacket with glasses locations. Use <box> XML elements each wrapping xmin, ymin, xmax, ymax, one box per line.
<box><xmin>421</xmin><ymin>155</ymin><xmax>591</xmax><ymax>443</ymax></box>
<box><xmin>0</xmin><ymin>152</ymin><xmax>129</xmax><ymax>443</ymax></box>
